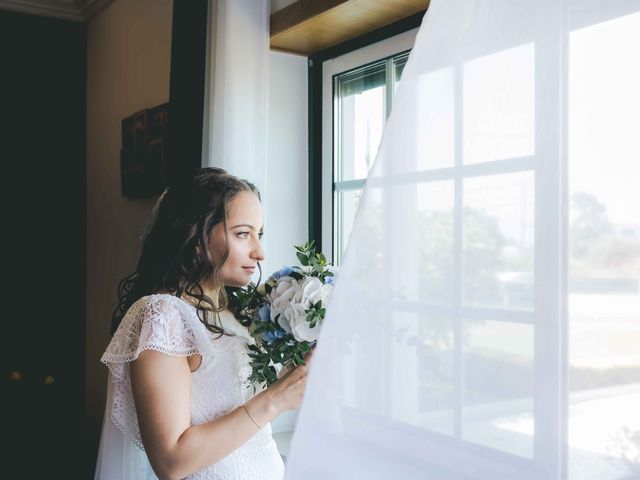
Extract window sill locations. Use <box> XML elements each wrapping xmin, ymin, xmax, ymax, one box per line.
<box><xmin>273</xmin><ymin>430</ymin><xmax>294</xmax><ymax>459</ymax></box>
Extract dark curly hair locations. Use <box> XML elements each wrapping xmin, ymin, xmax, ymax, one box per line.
<box><xmin>111</xmin><ymin>167</ymin><xmax>261</xmax><ymax>336</ymax></box>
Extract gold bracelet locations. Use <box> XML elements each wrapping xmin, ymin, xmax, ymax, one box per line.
<box><xmin>242</xmin><ymin>403</ymin><xmax>261</xmax><ymax>430</ymax></box>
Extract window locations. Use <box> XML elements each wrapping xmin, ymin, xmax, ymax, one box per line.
<box><xmin>337</xmin><ymin>40</ymin><xmax>546</xmax><ymax>465</ymax></box>
<box><xmin>319</xmin><ymin>19</ymin><xmax>554</xmax><ymax>475</ymax></box>
<box><xmin>321</xmin><ymin>29</ymin><xmax>418</xmax><ymax>264</ymax></box>
<box><xmin>308</xmin><ymin>3</ymin><xmax>639</xmax><ymax>478</ymax></box>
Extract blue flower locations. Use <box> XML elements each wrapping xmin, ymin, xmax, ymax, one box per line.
<box><xmin>258</xmin><ymin>304</ymin><xmax>271</xmax><ymax>322</ymax></box>
<box><xmin>262</xmin><ymin>330</ymin><xmax>278</xmax><ymax>344</ymax></box>
<box><xmin>270</xmin><ymin>266</ymin><xmax>294</xmax><ymax>281</ymax></box>
<box><xmin>261</xmin><ymin>328</ymin><xmax>285</xmax><ymax>344</ymax></box>
<box><xmin>324</xmin><ymin>275</ymin><xmax>335</xmax><ymax>285</ymax></box>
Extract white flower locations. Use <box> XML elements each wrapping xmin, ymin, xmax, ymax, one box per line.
<box><xmin>298</xmin><ymin>276</ymin><xmax>332</xmax><ymax>309</ymax></box>
<box><xmin>269</xmin><ymin>276</ymin><xmax>299</xmax><ymax>333</ymax></box>
<box><xmin>268</xmin><ymin>275</ymin><xmax>332</xmax><ymax>342</ymax></box>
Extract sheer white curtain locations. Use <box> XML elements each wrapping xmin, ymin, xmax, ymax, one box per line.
<box><xmin>286</xmin><ymin>0</ymin><xmax>640</xmax><ymax>479</ymax></box>
<box><xmin>203</xmin><ymin>0</ymin><xmax>269</xmax><ymax>193</ymax></box>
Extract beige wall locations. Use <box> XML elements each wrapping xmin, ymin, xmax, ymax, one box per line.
<box><xmin>85</xmin><ymin>0</ymin><xmax>173</xmax><ymax>464</ymax></box>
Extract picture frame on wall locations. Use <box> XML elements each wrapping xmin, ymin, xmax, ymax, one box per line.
<box><xmin>132</xmin><ymin>109</ymin><xmax>147</xmax><ymax>151</ymax></box>
<box><xmin>120</xmin><ymin>103</ymin><xmax>169</xmax><ymax>199</ymax></box>
<box><xmin>148</xmin><ymin>103</ymin><xmax>169</xmax><ymax>141</ymax></box>
<box><xmin>121</xmin><ymin>116</ymin><xmax>134</xmax><ymax>151</ymax></box>
<box><xmin>120</xmin><ymin>146</ymin><xmax>164</xmax><ymax>199</ymax></box>
<box><xmin>148</xmin><ymin>138</ymin><xmax>165</xmax><ymax>190</ymax></box>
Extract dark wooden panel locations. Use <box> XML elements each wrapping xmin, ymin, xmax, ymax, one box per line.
<box><xmin>166</xmin><ymin>0</ymin><xmax>209</xmax><ymax>182</ymax></box>
<box><xmin>0</xmin><ymin>8</ymin><xmax>86</xmax><ymax>478</ymax></box>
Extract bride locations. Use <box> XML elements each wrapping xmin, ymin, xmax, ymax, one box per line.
<box><xmin>95</xmin><ymin>167</ymin><xmax>311</xmax><ymax>479</ymax></box>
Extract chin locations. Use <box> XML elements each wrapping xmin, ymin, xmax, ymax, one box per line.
<box><xmin>225</xmin><ymin>277</ymin><xmax>252</xmax><ymax>288</ymax></box>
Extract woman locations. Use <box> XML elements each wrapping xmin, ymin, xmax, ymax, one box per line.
<box><xmin>95</xmin><ymin>168</ymin><xmax>309</xmax><ymax>479</ymax></box>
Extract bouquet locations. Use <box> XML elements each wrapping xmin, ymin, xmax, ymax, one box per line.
<box><xmin>231</xmin><ymin>241</ymin><xmax>335</xmax><ymax>388</ymax></box>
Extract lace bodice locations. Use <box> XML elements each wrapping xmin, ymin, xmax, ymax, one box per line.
<box><xmin>101</xmin><ymin>294</ymin><xmax>284</xmax><ymax>480</ymax></box>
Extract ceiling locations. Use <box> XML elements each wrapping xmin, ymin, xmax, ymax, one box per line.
<box><xmin>0</xmin><ymin>0</ymin><xmax>114</xmax><ymax>21</ymax></box>
<box><xmin>0</xmin><ymin>0</ymin><xmax>428</xmax><ymax>55</ymax></box>
<box><xmin>0</xmin><ymin>0</ymin><xmax>295</xmax><ymax>22</ymax></box>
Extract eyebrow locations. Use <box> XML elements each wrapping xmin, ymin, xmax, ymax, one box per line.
<box><xmin>230</xmin><ymin>224</ymin><xmax>264</xmax><ymax>232</ymax></box>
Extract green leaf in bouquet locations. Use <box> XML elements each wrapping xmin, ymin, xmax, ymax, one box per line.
<box><xmin>263</xmin><ymin>365</ymin><xmax>278</xmax><ymax>385</ymax></box>
<box><xmin>253</xmin><ymin>322</ymin><xmax>269</xmax><ymax>334</ymax></box>
<box><xmin>296</xmin><ymin>251</ymin><xmax>309</xmax><ymax>266</ymax></box>
<box><xmin>316</xmin><ymin>252</ymin><xmax>327</xmax><ymax>264</ymax></box>
<box><xmin>298</xmin><ymin>342</ymin><xmax>311</xmax><ymax>353</ymax></box>
<box><xmin>269</xmin><ymin>352</ymin><xmax>281</xmax><ymax>364</ymax></box>
<box><xmin>293</xmin><ymin>353</ymin><xmax>306</xmax><ymax>366</ymax></box>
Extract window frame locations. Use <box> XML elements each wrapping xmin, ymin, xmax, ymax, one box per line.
<box><xmin>321</xmin><ymin>30</ymin><xmax>418</xmax><ymax>264</ymax></box>
<box><xmin>307</xmin><ymin>12</ymin><xmax>426</xmax><ymax>255</ymax></box>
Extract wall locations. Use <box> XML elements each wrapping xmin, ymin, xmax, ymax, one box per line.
<box><xmin>85</xmin><ymin>0</ymin><xmax>173</xmax><ymax>471</ymax></box>
<box><xmin>271</xmin><ymin>0</ymin><xmax>298</xmax><ymax>13</ymax></box>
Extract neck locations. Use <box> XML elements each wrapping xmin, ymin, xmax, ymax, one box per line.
<box><xmin>193</xmin><ymin>280</ymin><xmax>220</xmax><ymax>309</ymax></box>
<box><xmin>172</xmin><ymin>277</ymin><xmax>221</xmax><ymax>308</ymax></box>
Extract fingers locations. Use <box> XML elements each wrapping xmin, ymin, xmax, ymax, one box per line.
<box><xmin>303</xmin><ymin>348</ymin><xmax>315</xmax><ymax>366</ymax></box>
<box><xmin>269</xmin><ymin>357</ymin><xmax>312</xmax><ymax>411</ymax></box>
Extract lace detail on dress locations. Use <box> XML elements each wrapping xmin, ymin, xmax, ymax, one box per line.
<box><xmin>101</xmin><ymin>295</ymin><xmax>201</xmax><ymax>449</ymax></box>
<box><xmin>100</xmin><ymin>294</ymin><xmax>284</xmax><ymax>479</ymax></box>
<box><xmin>102</xmin><ymin>295</ymin><xmax>200</xmax><ymax>379</ymax></box>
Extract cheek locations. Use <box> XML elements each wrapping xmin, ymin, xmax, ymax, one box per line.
<box><xmin>208</xmin><ymin>229</ymin><xmax>227</xmax><ymax>264</ymax></box>
<box><xmin>225</xmin><ymin>240</ymin><xmax>246</xmax><ymax>266</ymax></box>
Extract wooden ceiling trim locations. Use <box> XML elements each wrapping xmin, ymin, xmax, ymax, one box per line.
<box><xmin>270</xmin><ymin>0</ymin><xmax>429</xmax><ymax>56</ymax></box>
<box><xmin>270</xmin><ymin>0</ymin><xmax>351</xmax><ymax>37</ymax></box>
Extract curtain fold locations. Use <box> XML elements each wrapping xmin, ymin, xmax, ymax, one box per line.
<box><xmin>203</xmin><ymin>0</ymin><xmax>269</xmax><ymax>196</ymax></box>
<box><xmin>285</xmin><ymin>1</ymin><xmax>640</xmax><ymax>479</ymax></box>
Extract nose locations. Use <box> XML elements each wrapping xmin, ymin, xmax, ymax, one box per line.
<box><xmin>251</xmin><ymin>237</ymin><xmax>265</xmax><ymax>262</ymax></box>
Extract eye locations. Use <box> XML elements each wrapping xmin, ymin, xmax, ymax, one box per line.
<box><xmin>237</xmin><ymin>231</ymin><xmax>250</xmax><ymax>239</ymax></box>
<box><xmin>258</xmin><ymin>232</ymin><xmax>264</xmax><ymax>239</ymax></box>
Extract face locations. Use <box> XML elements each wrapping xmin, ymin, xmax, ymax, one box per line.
<box><xmin>208</xmin><ymin>191</ymin><xmax>264</xmax><ymax>287</ymax></box>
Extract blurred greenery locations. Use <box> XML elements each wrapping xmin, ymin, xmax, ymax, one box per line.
<box><xmin>570</xmin><ymin>192</ymin><xmax>640</xmax><ymax>289</ymax></box>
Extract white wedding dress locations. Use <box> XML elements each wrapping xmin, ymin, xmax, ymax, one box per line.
<box><xmin>94</xmin><ymin>294</ymin><xmax>285</xmax><ymax>480</ymax></box>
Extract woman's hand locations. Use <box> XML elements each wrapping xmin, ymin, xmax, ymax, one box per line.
<box><xmin>263</xmin><ymin>349</ymin><xmax>315</xmax><ymax>415</ymax></box>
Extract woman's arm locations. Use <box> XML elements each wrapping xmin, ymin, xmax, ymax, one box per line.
<box><xmin>130</xmin><ymin>349</ymin><xmax>309</xmax><ymax>480</ymax></box>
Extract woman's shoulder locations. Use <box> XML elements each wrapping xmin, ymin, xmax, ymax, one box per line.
<box><xmin>127</xmin><ymin>293</ymin><xmax>194</xmax><ymax>317</ymax></box>
<box><xmin>116</xmin><ymin>293</ymin><xmax>198</xmax><ymax>337</ymax></box>
<box><xmin>105</xmin><ymin>294</ymin><xmax>202</xmax><ymax>368</ymax></box>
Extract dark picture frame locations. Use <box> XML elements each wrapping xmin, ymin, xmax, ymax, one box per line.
<box><xmin>121</xmin><ymin>116</ymin><xmax>134</xmax><ymax>151</ymax></box>
<box><xmin>120</xmin><ymin>103</ymin><xmax>169</xmax><ymax>198</ymax></box>
<box><xmin>148</xmin><ymin>103</ymin><xmax>169</xmax><ymax>141</ymax></box>
<box><xmin>132</xmin><ymin>109</ymin><xmax>147</xmax><ymax>152</ymax></box>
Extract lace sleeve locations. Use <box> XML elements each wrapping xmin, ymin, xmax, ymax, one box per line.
<box><xmin>102</xmin><ymin>294</ymin><xmax>199</xmax><ymax>379</ymax></box>
<box><xmin>100</xmin><ymin>294</ymin><xmax>200</xmax><ymax>449</ymax></box>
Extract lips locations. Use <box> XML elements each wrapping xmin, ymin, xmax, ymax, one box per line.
<box><xmin>242</xmin><ymin>266</ymin><xmax>256</xmax><ymax>273</ymax></box>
